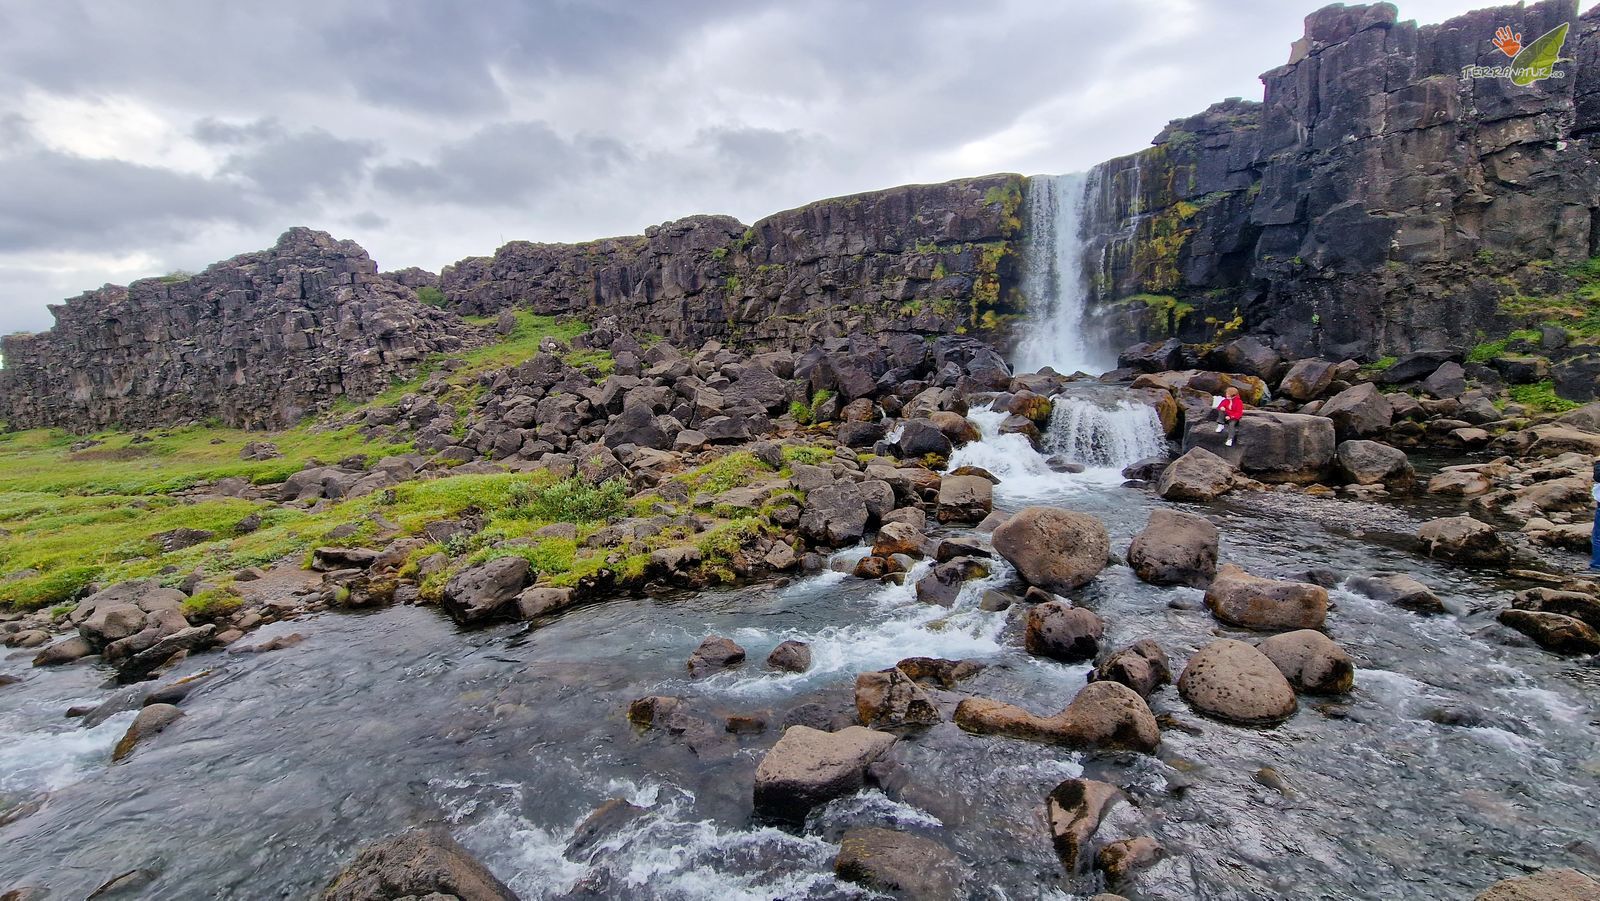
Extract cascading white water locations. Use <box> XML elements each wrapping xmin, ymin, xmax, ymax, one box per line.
<box><xmin>1043</xmin><ymin>395</ymin><xmax>1167</xmax><ymax>469</ymax></box>
<box><xmin>1012</xmin><ymin>173</ymin><xmax>1112</xmax><ymax>376</ymax></box>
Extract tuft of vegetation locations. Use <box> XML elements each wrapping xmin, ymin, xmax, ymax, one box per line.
<box><xmin>1508</xmin><ymin>380</ymin><xmax>1581</xmax><ymax>413</ymax></box>
<box><xmin>416</xmin><ymin>286</ymin><xmax>447</xmax><ymax>308</ymax></box>
<box><xmin>780</xmin><ymin>445</ymin><xmax>832</xmax><ymax>466</ymax></box>
<box><xmin>679</xmin><ymin>452</ymin><xmax>774</xmax><ymax>496</ymax></box>
<box><xmin>503</xmin><ymin>477</ymin><xmax>628</xmax><ymax>524</ymax></box>
<box><xmin>182</xmin><ymin>587</ymin><xmax>243</xmax><ymax>619</ymax></box>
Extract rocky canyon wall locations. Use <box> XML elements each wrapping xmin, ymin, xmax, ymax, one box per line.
<box><xmin>0</xmin><ymin>228</ymin><xmax>479</xmax><ymax>431</ymax></box>
<box><xmin>1083</xmin><ymin>0</ymin><xmax>1600</xmax><ymax>360</ymax></box>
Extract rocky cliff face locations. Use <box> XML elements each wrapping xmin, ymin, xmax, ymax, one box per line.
<box><xmin>438</xmin><ymin>175</ymin><xmax>1026</xmax><ymax>349</ymax></box>
<box><xmin>0</xmin><ymin>228</ymin><xmax>479</xmax><ymax>431</ymax></box>
<box><xmin>1083</xmin><ymin>0</ymin><xmax>1600</xmax><ymax>360</ymax></box>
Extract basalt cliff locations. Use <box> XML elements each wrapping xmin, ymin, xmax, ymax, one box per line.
<box><xmin>3</xmin><ymin>0</ymin><xmax>1600</xmax><ymax>432</ymax></box>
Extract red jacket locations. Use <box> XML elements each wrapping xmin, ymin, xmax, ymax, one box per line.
<box><xmin>1219</xmin><ymin>395</ymin><xmax>1244</xmax><ymax>420</ymax></box>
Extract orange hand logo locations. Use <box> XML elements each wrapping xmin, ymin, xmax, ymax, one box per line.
<box><xmin>1492</xmin><ymin>25</ymin><xmax>1522</xmax><ymax>57</ymax></box>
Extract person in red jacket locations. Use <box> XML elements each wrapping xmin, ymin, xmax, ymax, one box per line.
<box><xmin>1212</xmin><ymin>386</ymin><xmax>1245</xmax><ymax>447</ymax></box>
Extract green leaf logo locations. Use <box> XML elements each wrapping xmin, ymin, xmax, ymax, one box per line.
<box><xmin>1509</xmin><ymin>22</ymin><xmax>1569</xmax><ymax>86</ymax></box>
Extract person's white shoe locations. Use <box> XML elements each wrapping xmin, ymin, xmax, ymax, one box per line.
<box><xmin>1225</xmin><ymin>438</ymin><xmax>1234</xmax><ymax>447</ymax></box>
<box><xmin>1215</xmin><ymin>424</ymin><xmax>1225</xmax><ymax>433</ymax></box>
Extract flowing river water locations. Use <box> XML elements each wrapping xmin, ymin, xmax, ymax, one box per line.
<box><xmin>2</xmin><ymin>398</ymin><xmax>1598</xmax><ymax>899</ymax></box>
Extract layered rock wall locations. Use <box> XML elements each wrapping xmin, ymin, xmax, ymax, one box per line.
<box><xmin>1084</xmin><ymin>0</ymin><xmax>1600</xmax><ymax>359</ymax></box>
<box><xmin>0</xmin><ymin>228</ymin><xmax>478</xmax><ymax>431</ymax></box>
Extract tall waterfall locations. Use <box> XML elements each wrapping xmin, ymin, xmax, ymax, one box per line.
<box><xmin>1012</xmin><ymin>173</ymin><xmax>1110</xmax><ymax>376</ymax></box>
<box><xmin>1043</xmin><ymin>395</ymin><xmax>1167</xmax><ymax>469</ymax></box>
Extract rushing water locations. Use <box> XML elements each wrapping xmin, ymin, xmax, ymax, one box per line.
<box><xmin>1013</xmin><ymin>173</ymin><xmax>1112</xmax><ymax>377</ymax></box>
<box><xmin>3</xmin><ymin>423</ymin><xmax>1598</xmax><ymax>899</ymax></box>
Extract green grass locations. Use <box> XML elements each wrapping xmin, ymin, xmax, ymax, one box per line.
<box><xmin>1508</xmin><ymin>380</ymin><xmax>1581</xmax><ymax>413</ymax></box>
<box><xmin>416</xmin><ymin>286</ymin><xmax>447</xmax><ymax>308</ymax></box>
<box><xmin>780</xmin><ymin>445</ymin><xmax>832</xmax><ymax>465</ymax></box>
<box><xmin>677</xmin><ymin>451</ymin><xmax>775</xmax><ymax>496</ymax></box>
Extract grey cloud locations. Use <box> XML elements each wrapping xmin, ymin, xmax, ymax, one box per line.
<box><xmin>374</xmin><ymin>121</ymin><xmax>629</xmax><ymax>206</ymax></box>
<box><xmin>192</xmin><ymin>117</ymin><xmax>285</xmax><ymax>146</ymax></box>
<box><xmin>219</xmin><ymin>125</ymin><xmax>380</xmax><ymax>203</ymax></box>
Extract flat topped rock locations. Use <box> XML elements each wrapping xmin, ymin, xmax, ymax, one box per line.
<box><xmin>752</xmin><ymin>725</ymin><xmax>896</xmax><ymax>822</ymax></box>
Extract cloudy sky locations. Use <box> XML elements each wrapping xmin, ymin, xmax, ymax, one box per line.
<box><xmin>0</xmin><ymin>0</ymin><xmax>1500</xmax><ymax>335</ymax></box>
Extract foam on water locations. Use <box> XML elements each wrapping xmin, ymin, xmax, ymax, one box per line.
<box><xmin>0</xmin><ymin>709</ymin><xmax>136</xmax><ymax>794</ymax></box>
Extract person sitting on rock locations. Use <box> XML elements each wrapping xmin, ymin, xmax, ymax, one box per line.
<box><xmin>1212</xmin><ymin>386</ymin><xmax>1245</xmax><ymax>447</ymax></box>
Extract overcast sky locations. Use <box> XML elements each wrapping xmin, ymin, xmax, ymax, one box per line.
<box><xmin>0</xmin><ymin>0</ymin><xmax>1508</xmax><ymax>335</ymax></box>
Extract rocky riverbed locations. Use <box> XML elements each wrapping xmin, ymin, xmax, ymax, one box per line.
<box><xmin>3</xmin><ymin>330</ymin><xmax>1600</xmax><ymax>900</ymax></box>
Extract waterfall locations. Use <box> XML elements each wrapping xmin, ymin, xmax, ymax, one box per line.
<box><xmin>1012</xmin><ymin>173</ymin><xmax>1112</xmax><ymax>376</ymax></box>
<box><xmin>1043</xmin><ymin>395</ymin><xmax>1167</xmax><ymax>469</ymax></box>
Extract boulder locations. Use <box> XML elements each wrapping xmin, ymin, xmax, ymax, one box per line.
<box><xmin>1512</xmin><ymin>588</ymin><xmax>1600</xmax><ymax>630</ymax></box>
<box><xmin>442</xmin><ymin>557</ymin><xmax>531</xmax><ymax>625</ymax></box>
<box><xmin>953</xmin><ymin>681</ymin><xmax>1160</xmax><ymax>752</ymax></box>
<box><xmin>1417</xmin><ymin>516</ymin><xmax>1510</xmax><ymax>566</ymax></box>
<box><xmin>1319</xmin><ymin>383</ymin><xmax>1393</xmax><ymax>439</ymax></box>
<box><xmin>872</xmin><ymin>520</ymin><xmax>925</xmax><ymax>558</ymax></box>
<box><xmin>914</xmin><ymin>557</ymin><xmax>989</xmax><ymax>606</ymax></box>
<box><xmin>1474</xmin><ymin>868</ymin><xmax>1600</xmax><ymax>901</ymax></box>
<box><xmin>1156</xmin><ymin>447</ymin><xmax>1236</xmax><ymax>501</ymax></box>
<box><xmin>1046</xmin><ymin>779</ymin><xmax>1125</xmax><ymax>871</ymax></box>
<box><xmin>516</xmin><ymin>586</ymin><xmax>575</xmax><ymax>619</ymax></box>
<box><xmin>1025</xmin><ymin>601</ymin><xmax>1105</xmax><ymax>662</ymax></box>
<box><xmin>1346</xmin><ymin>573</ymin><xmax>1445</xmax><ymax>614</ymax></box>
<box><xmin>1427</xmin><ymin>468</ymin><xmax>1492</xmax><ymax>496</ymax></box>
<box><xmin>767</xmin><ymin>640</ymin><xmax>812</xmax><ymax>673</ymax></box>
<box><xmin>752</xmin><ymin>725</ymin><xmax>897</xmax><ymax>822</ymax></box>
<box><xmin>687</xmin><ymin>636</ymin><xmax>746</xmax><ymax>677</ymax></box>
<box><xmin>1379</xmin><ymin>349</ymin><xmax>1463</xmax><ymax>385</ymax></box>
<box><xmin>1204</xmin><ymin>564</ymin><xmax>1328</xmax><ymax>631</ymax></box>
<box><xmin>1098</xmin><ymin>836</ymin><xmax>1165</xmax><ymax>883</ymax></box>
<box><xmin>1118</xmin><ymin>338</ymin><xmax>1185</xmax><ymax>373</ymax></box>
<box><xmin>1178</xmin><ymin>639</ymin><xmax>1298</xmax><ymax>725</ymax></box>
<box><xmin>32</xmin><ymin>635</ymin><xmax>93</xmax><ymax>667</ymax></box>
<box><xmin>936</xmin><ymin>475</ymin><xmax>993</xmax><ymax>524</ymax></box>
<box><xmin>1087</xmin><ymin>640</ymin><xmax>1172</xmax><ymax>699</ymax></box>
<box><xmin>991</xmin><ymin>507</ymin><xmax>1110</xmax><ymax>594</ymax></box>
<box><xmin>1497</xmin><ymin>610</ymin><xmax>1600</xmax><ymax>655</ymax></box>
<box><xmin>1422</xmin><ymin>361</ymin><xmax>1468</xmax><ymax>398</ymax></box>
<box><xmin>834</xmin><ymin>827</ymin><xmax>971</xmax><ymax>900</ymax></box>
<box><xmin>896</xmin><ymin>419</ymin><xmax>954</xmax><ymax>459</ymax></box>
<box><xmin>799</xmin><ymin>483</ymin><xmax>870</xmax><ymax>547</ymax></box>
<box><xmin>928</xmin><ymin>410</ymin><xmax>981</xmax><ymax>445</ymax></box>
<box><xmin>1277</xmin><ymin>359</ymin><xmax>1338</xmax><ymax>401</ymax></box>
<box><xmin>855</xmin><ymin>667</ymin><xmax>941</xmax><ymax>728</ymax></box>
<box><xmin>1182</xmin><ymin>412</ymin><xmax>1335</xmax><ymax>484</ymax></box>
<box><xmin>1257</xmin><ymin>630</ymin><xmax>1355</xmax><ymax>694</ymax></box>
<box><xmin>1127</xmin><ymin>509</ymin><xmax>1219</xmax><ymax>587</ymax></box>
<box><xmin>1335</xmin><ymin>440</ymin><xmax>1412</xmax><ymax>486</ymax></box>
<box><xmin>111</xmin><ymin>703</ymin><xmax>184</xmax><ymax>762</ymax></box>
<box><xmin>1204</xmin><ymin>336</ymin><xmax>1283</xmax><ymax>379</ymax></box>
<box><xmin>320</xmin><ymin>827</ymin><xmax>517</xmax><ymax>901</ymax></box>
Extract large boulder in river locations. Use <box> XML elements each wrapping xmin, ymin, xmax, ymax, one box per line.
<box><xmin>954</xmin><ymin>681</ymin><xmax>1159</xmax><ymax>752</ymax></box>
<box><xmin>1178</xmin><ymin>639</ymin><xmax>1298</xmax><ymax>725</ymax></box>
<box><xmin>991</xmin><ymin>507</ymin><xmax>1110</xmax><ymax>594</ymax></box>
<box><xmin>855</xmin><ymin>667</ymin><xmax>941</xmax><ymax>727</ymax></box>
<box><xmin>1497</xmin><ymin>609</ymin><xmax>1600</xmax><ymax>655</ymax></box>
<box><xmin>1046</xmin><ymin>778</ymin><xmax>1125</xmax><ymax>872</ymax></box>
<box><xmin>834</xmin><ymin>828</ymin><xmax>971</xmax><ymax>900</ymax></box>
<box><xmin>1204</xmin><ymin>564</ymin><xmax>1328</xmax><ymax>631</ymax></box>
<box><xmin>1088</xmin><ymin>639</ymin><xmax>1172</xmax><ymax>699</ymax></box>
<box><xmin>1025</xmin><ymin>601</ymin><xmax>1104</xmax><ymax>662</ymax></box>
<box><xmin>1182</xmin><ymin>412</ymin><xmax>1335</xmax><ymax>484</ymax></box>
<box><xmin>1257</xmin><ymin>630</ymin><xmax>1354</xmax><ymax>694</ymax></box>
<box><xmin>1347</xmin><ymin>572</ymin><xmax>1445</xmax><ymax>613</ymax></box>
<box><xmin>687</xmin><ymin>636</ymin><xmax>746</xmax><ymax>676</ymax></box>
<box><xmin>1417</xmin><ymin>516</ymin><xmax>1511</xmax><ymax>566</ymax></box>
<box><xmin>111</xmin><ymin>703</ymin><xmax>183</xmax><ymax>762</ymax></box>
<box><xmin>1156</xmin><ymin>447</ymin><xmax>1236</xmax><ymax>501</ymax></box>
<box><xmin>1318</xmin><ymin>383</ymin><xmax>1393</xmax><ymax>439</ymax></box>
<box><xmin>1127</xmin><ymin>509</ymin><xmax>1218</xmax><ymax>587</ymax></box>
<box><xmin>442</xmin><ymin>557</ymin><xmax>531</xmax><ymax>625</ymax></box>
<box><xmin>1335</xmin><ymin>440</ymin><xmax>1413</xmax><ymax>486</ymax></box>
<box><xmin>1475</xmin><ymin>868</ymin><xmax>1600</xmax><ymax>901</ymax></box>
<box><xmin>753</xmin><ymin>725</ymin><xmax>897</xmax><ymax>822</ymax></box>
<box><xmin>936</xmin><ymin>474</ymin><xmax>993</xmax><ymax>524</ymax></box>
<box><xmin>320</xmin><ymin>827</ymin><xmax>517</xmax><ymax>901</ymax></box>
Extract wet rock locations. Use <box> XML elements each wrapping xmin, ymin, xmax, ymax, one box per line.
<box><xmin>1025</xmin><ymin>601</ymin><xmax>1104</xmax><ymax>662</ymax></box>
<box><xmin>1347</xmin><ymin>572</ymin><xmax>1445</xmax><ymax>614</ymax></box>
<box><xmin>752</xmin><ymin>725</ymin><xmax>897</xmax><ymax>822</ymax></box>
<box><xmin>442</xmin><ymin>557</ymin><xmax>532</xmax><ymax>625</ymax></box>
<box><xmin>626</xmin><ymin>695</ymin><xmax>683</xmax><ymax>729</ymax></box>
<box><xmin>31</xmin><ymin>635</ymin><xmax>92</xmax><ymax>667</ymax></box>
<box><xmin>112</xmin><ymin>703</ymin><xmax>184</xmax><ymax>762</ymax></box>
<box><xmin>1178</xmin><ymin>639</ymin><xmax>1298</xmax><ymax>725</ymax></box>
<box><xmin>834</xmin><ymin>826</ymin><xmax>970</xmax><ymax>900</ymax></box>
<box><xmin>1474</xmin><ymin>868</ymin><xmax>1600</xmax><ymax>901</ymax></box>
<box><xmin>894</xmin><ymin>656</ymin><xmax>985</xmax><ymax>688</ymax></box>
<box><xmin>1127</xmin><ymin>509</ymin><xmax>1219</xmax><ymax>588</ymax></box>
<box><xmin>1046</xmin><ymin>778</ymin><xmax>1125</xmax><ymax>872</ymax></box>
<box><xmin>320</xmin><ymin>826</ymin><xmax>518</xmax><ymax>900</ymax></box>
<box><xmin>1417</xmin><ymin>515</ymin><xmax>1510</xmax><ymax>566</ymax></box>
<box><xmin>1204</xmin><ymin>563</ymin><xmax>1328</xmax><ymax>631</ymax></box>
<box><xmin>87</xmin><ymin>868</ymin><xmax>159</xmax><ymax>898</ymax></box>
<box><xmin>1257</xmin><ymin>630</ymin><xmax>1354</xmax><ymax>694</ymax></box>
<box><xmin>565</xmin><ymin>798</ymin><xmax>647</xmax><ymax>860</ymax></box>
<box><xmin>954</xmin><ymin>681</ymin><xmax>1160</xmax><ymax>752</ymax></box>
<box><xmin>872</xmin><ymin>520</ymin><xmax>925</xmax><ymax>557</ymax></box>
<box><xmin>1427</xmin><ymin>468</ymin><xmax>1492</xmax><ymax>496</ymax></box>
<box><xmin>1335</xmin><ymin>440</ymin><xmax>1412</xmax><ymax>486</ymax></box>
<box><xmin>687</xmin><ymin>636</ymin><xmax>746</xmax><ymax>676</ymax></box>
<box><xmin>895</xmin><ymin>419</ymin><xmax>954</xmax><ymax>459</ymax></box>
<box><xmin>1098</xmin><ymin>836</ymin><xmax>1165</xmax><ymax>882</ymax></box>
<box><xmin>116</xmin><ymin>625</ymin><xmax>216</xmax><ymax>684</ymax></box>
<box><xmin>1498</xmin><ymin>610</ymin><xmax>1600</xmax><ymax>655</ymax></box>
<box><xmin>914</xmin><ymin>557</ymin><xmax>988</xmax><ymax>606</ymax></box>
<box><xmin>936</xmin><ymin>474</ymin><xmax>993</xmax><ymax>524</ymax></box>
<box><xmin>1088</xmin><ymin>640</ymin><xmax>1172</xmax><ymax>699</ymax></box>
<box><xmin>767</xmin><ymin>639</ymin><xmax>812</xmax><ymax>673</ymax></box>
<box><xmin>928</xmin><ymin>410</ymin><xmax>981</xmax><ymax>446</ymax></box>
<box><xmin>516</xmin><ymin>586</ymin><xmax>576</xmax><ymax>620</ymax></box>
<box><xmin>1513</xmin><ymin>588</ymin><xmax>1600</xmax><ymax>630</ymax></box>
<box><xmin>855</xmin><ymin>667</ymin><xmax>941</xmax><ymax>728</ymax></box>
<box><xmin>228</xmin><ymin>632</ymin><xmax>306</xmax><ymax>654</ymax></box>
<box><xmin>991</xmin><ymin>506</ymin><xmax>1110</xmax><ymax>594</ymax></box>
<box><xmin>1156</xmin><ymin>447</ymin><xmax>1236</xmax><ymax>501</ymax></box>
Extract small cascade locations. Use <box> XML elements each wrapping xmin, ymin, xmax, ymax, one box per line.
<box><xmin>1012</xmin><ymin>173</ymin><xmax>1112</xmax><ymax>376</ymax></box>
<box><xmin>1043</xmin><ymin>395</ymin><xmax>1167</xmax><ymax>470</ymax></box>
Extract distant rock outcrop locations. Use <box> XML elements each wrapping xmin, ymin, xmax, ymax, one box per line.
<box><xmin>0</xmin><ymin>228</ymin><xmax>480</xmax><ymax>431</ymax></box>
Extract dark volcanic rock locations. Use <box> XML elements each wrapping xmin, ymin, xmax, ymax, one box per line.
<box><xmin>1127</xmin><ymin>508</ymin><xmax>1219</xmax><ymax>587</ymax></box>
<box><xmin>834</xmin><ymin>827</ymin><xmax>971</xmax><ymax>900</ymax></box>
<box><xmin>320</xmin><ymin>827</ymin><xmax>517</xmax><ymax>900</ymax></box>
